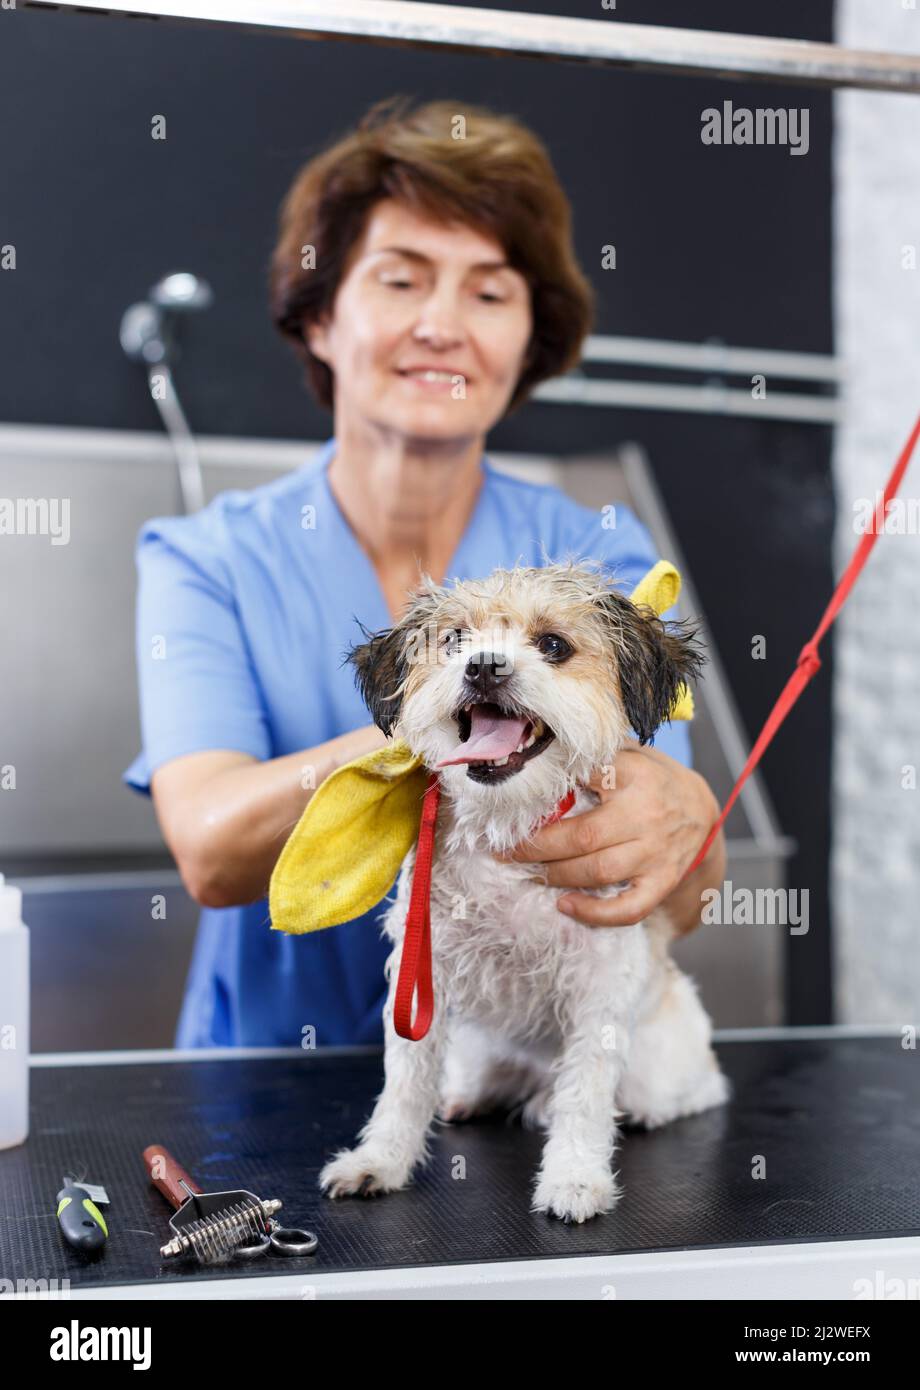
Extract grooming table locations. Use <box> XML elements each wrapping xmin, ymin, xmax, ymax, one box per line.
<box><xmin>2</xmin><ymin>1028</ymin><xmax>918</xmax><ymax>1299</ymax></box>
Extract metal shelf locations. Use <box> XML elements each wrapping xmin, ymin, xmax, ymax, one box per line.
<box><xmin>26</xmin><ymin>1</ymin><xmax>920</xmax><ymax>94</ymax></box>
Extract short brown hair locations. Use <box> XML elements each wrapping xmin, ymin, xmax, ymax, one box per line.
<box><xmin>269</xmin><ymin>95</ymin><xmax>595</xmax><ymax>416</ymax></box>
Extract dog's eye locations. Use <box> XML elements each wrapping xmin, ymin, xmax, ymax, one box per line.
<box><xmin>439</xmin><ymin>628</ymin><xmax>465</xmax><ymax>657</ymax></box>
<box><xmin>536</xmin><ymin>633</ymin><xmax>573</xmax><ymax>662</ymax></box>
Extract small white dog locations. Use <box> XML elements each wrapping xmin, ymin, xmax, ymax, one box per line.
<box><xmin>319</xmin><ymin>561</ymin><xmax>730</xmax><ymax>1223</ymax></box>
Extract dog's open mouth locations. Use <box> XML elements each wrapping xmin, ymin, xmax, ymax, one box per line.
<box><xmin>435</xmin><ymin>701</ymin><xmax>556</xmax><ymax>783</ymax></box>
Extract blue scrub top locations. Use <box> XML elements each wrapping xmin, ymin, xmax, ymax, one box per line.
<box><xmin>123</xmin><ymin>436</ymin><xmax>693</xmax><ymax>1048</ymax></box>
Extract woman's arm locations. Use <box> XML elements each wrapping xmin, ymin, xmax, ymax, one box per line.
<box><xmin>150</xmin><ymin>723</ymin><xmax>389</xmax><ymax>908</ymax></box>
<box><xmin>656</xmin><ymin>788</ymin><xmax>726</xmax><ymax>938</ymax></box>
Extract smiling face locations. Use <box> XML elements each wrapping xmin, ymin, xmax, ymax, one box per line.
<box><xmin>347</xmin><ymin>563</ymin><xmax>706</xmax><ymax>841</ymax></box>
<box><xmin>305</xmin><ymin>199</ymin><xmax>534</xmax><ymax>443</ymax></box>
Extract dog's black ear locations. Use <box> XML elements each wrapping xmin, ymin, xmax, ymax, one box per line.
<box><xmin>600</xmin><ymin>592</ymin><xmax>706</xmax><ymax>745</ymax></box>
<box><xmin>345</xmin><ymin>581</ymin><xmax>447</xmax><ymax>736</ymax></box>
<box><xmin>345</xmin><ymin>620</ymin><xmax>410</xmax><ymax>737</ymax></box>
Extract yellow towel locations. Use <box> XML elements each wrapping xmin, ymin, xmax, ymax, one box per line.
<box><xmin>270</xmin><ymin>559</ymin><xmax>694</xmax><ymax>936</ymax></box>
<box><xmin>269</xmin><ymin>740</ymin><xmax>430</xmax><ymax>936</ymax></box>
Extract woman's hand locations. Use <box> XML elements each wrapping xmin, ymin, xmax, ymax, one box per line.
<box><xmin>492</xmin><ymin>743</ymin><xmax>724</xmax><ymax>933</ymax></box>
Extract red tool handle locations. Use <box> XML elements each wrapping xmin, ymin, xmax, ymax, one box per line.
<box><xmin>142</xmin><ymin>1144</ymin><xmax>202</xmax><ymax>1211</ymax></box>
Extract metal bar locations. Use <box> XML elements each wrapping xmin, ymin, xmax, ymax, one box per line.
<box><xmin>535</xmin><ymin>376</ymin><xmax>841</xmax><ymax>424</ymax></box>
<box><xmin>27</xmin><ymin>1025</ymin><xmax>907</xmax><ymax>1069</ymax></box>
<box><xmin>721</xmin><ymin>836</ymin><xmax>800</xmax><ymax>859</ymax></box>
<box><xmin>0</xmin><ymin>422</ymin><xmax>317</xmax><ymax>471</ymax></box>
<box><xmin>9</xmin><ymin>870</ymin><xmax>184</xmax><ymax>894</ymax></box>
<box><xmin>30</xmin><ymin>1044</ymin><xmax>383</xmax><ymax>1065</ymax></box>
<box><xmin>584</xmin><ymin>335</ymin><xmax>844</xmax><ymax>384</ymax></box>
<box><xmin>25</xmin><ymin>0</ymin><xmax>920</xmax><ymax>94</ymax></box>
<box><xmin>61</xmin><ymin>1235</ymin><xmax>920</xmax><ymax>1301</ymax></box>
<box><xmin>715</xmin><ymin>1025</ymin><xmax>906</xmax><ymax>1041</ymax></box>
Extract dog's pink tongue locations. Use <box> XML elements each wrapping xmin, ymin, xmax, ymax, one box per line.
<box><xmin>436</xmin><ymin>702</ymin><xmax>530</xmax><ymax>766</ymax></box>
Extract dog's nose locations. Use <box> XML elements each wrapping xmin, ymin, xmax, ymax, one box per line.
<box><xmin>465</xmin><ymin>650</ymin><xmax>513</xmax><ymax>699</ymax></box>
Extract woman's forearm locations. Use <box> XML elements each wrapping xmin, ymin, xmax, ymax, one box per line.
<box><xmin>192</xmin><ymin>723</ymin><xmax>389</xmax><ymax>907</ymax></box>
<box><xmin>661</xmin><ymin>777</ymin><xmax>727</xmax><ymax>938</ymax></box>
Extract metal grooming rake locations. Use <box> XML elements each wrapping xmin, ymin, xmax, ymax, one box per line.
<box><xmin>143</xmin><ymin>1143</ymin><xmax>285</xmax><ymax>1263</ymax></box>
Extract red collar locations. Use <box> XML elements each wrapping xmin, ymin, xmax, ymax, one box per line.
<box><xmin>393</xmin><ymin>777</ymin><xmax>576</xmax><ymax>1041</ymax></box>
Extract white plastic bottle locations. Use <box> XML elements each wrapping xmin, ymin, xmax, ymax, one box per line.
<box><xmin>0</xmin><ymin>873</ymin><xmax>29</xmax><ymax>1149</ymax></box>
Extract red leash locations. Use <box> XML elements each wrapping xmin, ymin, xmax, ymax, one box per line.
<box><xmin>680</xmin><ymin>412</ymin><xmax>920</xmax><ymax>881</ymax></box>
<box><xmin>392</xmin><ymin>773</ymin><xmax>440</xmax><ymax>1041</ymax></box>
<box><xmin>393</xmin><ymin>781</ymin><xmax>575</xmax><ymax>1041</ymax></box>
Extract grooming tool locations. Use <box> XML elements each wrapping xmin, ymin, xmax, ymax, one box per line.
<box><xmin>143</xmin><ymin>1144</ymin><xmax>315</xmax><ymax>1262</ymax></box>
<box><xmin>56</xmin><ymin>1172</ymin><xmax>110</xmax><ymax>1253</ymax></box>
<box><xmin>143</xmin><ymin>1143</ymin><xmax>280</xmax><ymax>1262</ymax></box>
<box><xmin>233</xmin><ymin>1223</ymin><xmax>318</xmax><ymax>1259</ymax></box>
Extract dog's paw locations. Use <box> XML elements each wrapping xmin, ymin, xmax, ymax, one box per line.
<box><xmin>318</xmin><ymin>1145</ymin><xmax>411</xmax><ymax>1199</ymax></box>
<box><xmin>532</xmin><ymin>1168</ymin><xmax>620</xmax><ymax>1224</ymax></box>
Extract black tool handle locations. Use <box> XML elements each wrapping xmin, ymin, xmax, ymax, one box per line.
<box><xmin>56</xmin><ymin>1184</ymin><xmax>107</xmax><ymax>1252</ymax></box>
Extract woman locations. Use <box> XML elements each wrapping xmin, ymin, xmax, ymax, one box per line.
<box><xmin>123</xmin><ymin>96</ymin><xmax>725</xmax><ymax>1049</ymax></box>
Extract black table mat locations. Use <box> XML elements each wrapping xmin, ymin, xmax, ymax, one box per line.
<box><xmin>2</xmin><ymin>1037</ymin><xmax>918</xmax><ymax>1291</ymax></box>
